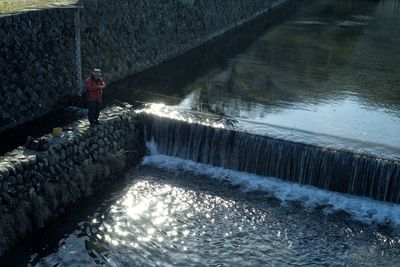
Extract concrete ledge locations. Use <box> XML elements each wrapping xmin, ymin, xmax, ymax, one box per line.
<box><xmin>0</xmin><ymin>104</ymin><xmax>146</xmax><ymax>256</ymax></box>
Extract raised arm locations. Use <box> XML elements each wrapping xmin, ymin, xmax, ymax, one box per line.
<box><xmin>97</xmin><ymin>78</ymin><xmax>106</xmax><ymax>90</ymax></box>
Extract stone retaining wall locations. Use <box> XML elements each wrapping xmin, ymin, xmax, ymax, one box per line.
<box><xmin>0</xmin><ymin>104</ymin><xmax>146</xmax><ymax>256</ymax></box>
<box><xmin>0</xmin><ymin>7</ymin><xmax>80</xmax><ymax>129</ymax></box>
<box><xmin>79</xmin><ymin>0</ymin><xmax>286</xmax><ymax>82</ymax></box>
<box><xmin>0</xmin><ymin>0</ymin><xmax>289</xmax><ymax>129</ymax></box>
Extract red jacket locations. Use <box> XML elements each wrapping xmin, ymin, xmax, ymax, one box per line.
<box><xmin>85</xmin><ymin>76</ymin><xmax>106</xmax><ymax>101</ymax></box>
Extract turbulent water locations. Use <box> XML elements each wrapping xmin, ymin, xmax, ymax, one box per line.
<box><xmin>20</xmin><ymin>162</ymin><xmax>400</xmax><ymax>266</ymax></box>
<box><xmin>141</xmin><ymin>111</ymin><xmax>400</xmax><ymax>203</ymax></box>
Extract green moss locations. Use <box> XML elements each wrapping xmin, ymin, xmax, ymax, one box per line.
<box><xmin>0</xmin><ymin>0</ymin><xmax>77</xmax><ymax>14</ymax></box>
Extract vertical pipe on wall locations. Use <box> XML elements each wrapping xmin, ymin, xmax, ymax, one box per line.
<box><xmin>74</xmin><ymin>7</ymin><xmax>83</xmax><ymax>96</ymax></box>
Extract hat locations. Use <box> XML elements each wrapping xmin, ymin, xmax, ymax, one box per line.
<box><xmin>92</xmin><ymin>69</ymin><xmax>102</xmax><ymax>76</ymax></box>
<box><xmin>52</xmin><ymin>127</ymin><xmax>63</xmax><ymax>137</ymax></box>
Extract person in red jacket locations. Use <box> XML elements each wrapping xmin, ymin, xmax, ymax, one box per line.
<box><xmin>85</xmin><ymin>69</ymin><xmax>106</xmax><ymax>126</ymax></box>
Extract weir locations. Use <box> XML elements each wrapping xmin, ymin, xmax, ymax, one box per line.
<box><xmin>2</xmin><ymin>0</ymin><xmax>400</xmax><ymax>264</ymax></box>
<box><xmin>142</xmin><ymin>113</ymin><xmax>400</xmax><ymax>204</ymax></box>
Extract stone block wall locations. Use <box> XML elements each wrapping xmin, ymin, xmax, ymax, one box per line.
<box><xmin>0</xmin><ymin>7</ymin><xmax>80</xmax><ymax>129</ymax></box>
<box><xmin>0</xmin><ymin>104</ymin><xmax>146</xmax><ymax>256</ymax></box>
<box><xmin>79</xmin><ymin>0</ymin><xmax>284</xmax><ymax>82</ymax></box>
<box><xmin>1</xmin><ymin>0</ymin><xmax>288</xmax><ymax>129</ymax></box>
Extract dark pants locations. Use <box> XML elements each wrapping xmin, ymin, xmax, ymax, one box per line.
<box><xmin>88</xmin><ymin>100</ymin><xmax>102</xmax><ymax>124</ymax></box>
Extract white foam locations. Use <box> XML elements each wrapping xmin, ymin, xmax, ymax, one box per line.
<box><xmin>350</xmin><ymin>15</ymin><xmax>374</xmax><ymax>21</ymax></box>
<box><xmin>143</xmin><ymin>142</ymin><xmax>400</xmax><ymax>228</ymax></box>
<box><xmin>336</xmin><ymin>20</ymin><xmax>367</xmax><ymax>27</ymax></box>
<box><xmin>292</xmin><ymin>20</ymin><xmax>328</xmax><ymax>25</ymax></box>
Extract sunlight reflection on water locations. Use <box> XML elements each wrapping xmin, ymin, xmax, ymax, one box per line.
<box><xmin>30</xmin><ymin>167</ymin><xmax>400</xmax><ymax>267</ymax></box>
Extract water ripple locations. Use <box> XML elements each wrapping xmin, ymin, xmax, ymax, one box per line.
<box><xmin>30</xmin><ymin>165</ymin><xmax>400</xmax><ymax>267</ymax></box>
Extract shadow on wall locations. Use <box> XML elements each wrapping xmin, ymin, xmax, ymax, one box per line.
<box><xmin>77</xmin><ymin>0</ymin><xmax>286</xmax><ymax>83</ymax></box>
<box><xmin>0</xmin><ymin>7</ymin><xmax>78</xmax><ymax>129</ymax></box>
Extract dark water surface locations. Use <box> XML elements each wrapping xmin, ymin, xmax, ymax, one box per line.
<box><xmin>15</xmin><ymin>165</ymin><xmax>400</xmax><ymax>266</ymax></box>
<box><xmin>109</xmin><ymin>0</ymin><xmax>400</xmax><ymax>158</ymax></box>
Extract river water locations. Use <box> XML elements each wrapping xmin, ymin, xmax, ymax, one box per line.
<box><xmin>15</xmin><ymin>159</ymin><xmax>400</xmax><ymax>266</ymax></box>
<box><xmin>3</xmin><ymin>0</ymin><xmax>400</xmax><ymax>265</ymax></box>
<box><xmin>109</xmin><ymin>0</ymin><xmax>400</xmax><ymax>159</ymax></box>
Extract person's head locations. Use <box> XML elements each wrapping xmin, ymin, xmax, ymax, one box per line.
<box><xmin>91</xmin><ymin>69</ymin><xmax>102</xmax><ymax>79</ymax></box>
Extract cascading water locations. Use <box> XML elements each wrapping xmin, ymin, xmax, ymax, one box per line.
<box><xmin>142</xmin><ymin>113</ymin><xmax>400</xmax><ymax>203</ymax></box>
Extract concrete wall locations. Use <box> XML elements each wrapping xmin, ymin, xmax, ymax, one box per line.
<box><xmin>0</xmin><ymin>104</ymin><xmax>146</xmax><ymax>256</ymax></box>
<box><xmin>0</xmin><ymin>0</ymin><xmax>287</xmax><ymax>129</ymax></box>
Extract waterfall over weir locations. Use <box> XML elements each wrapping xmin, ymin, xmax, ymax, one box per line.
<box><xmin>142</xmin><ymin>113</ymin><xmax>400</xmax><ymax>204</ymax></box>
